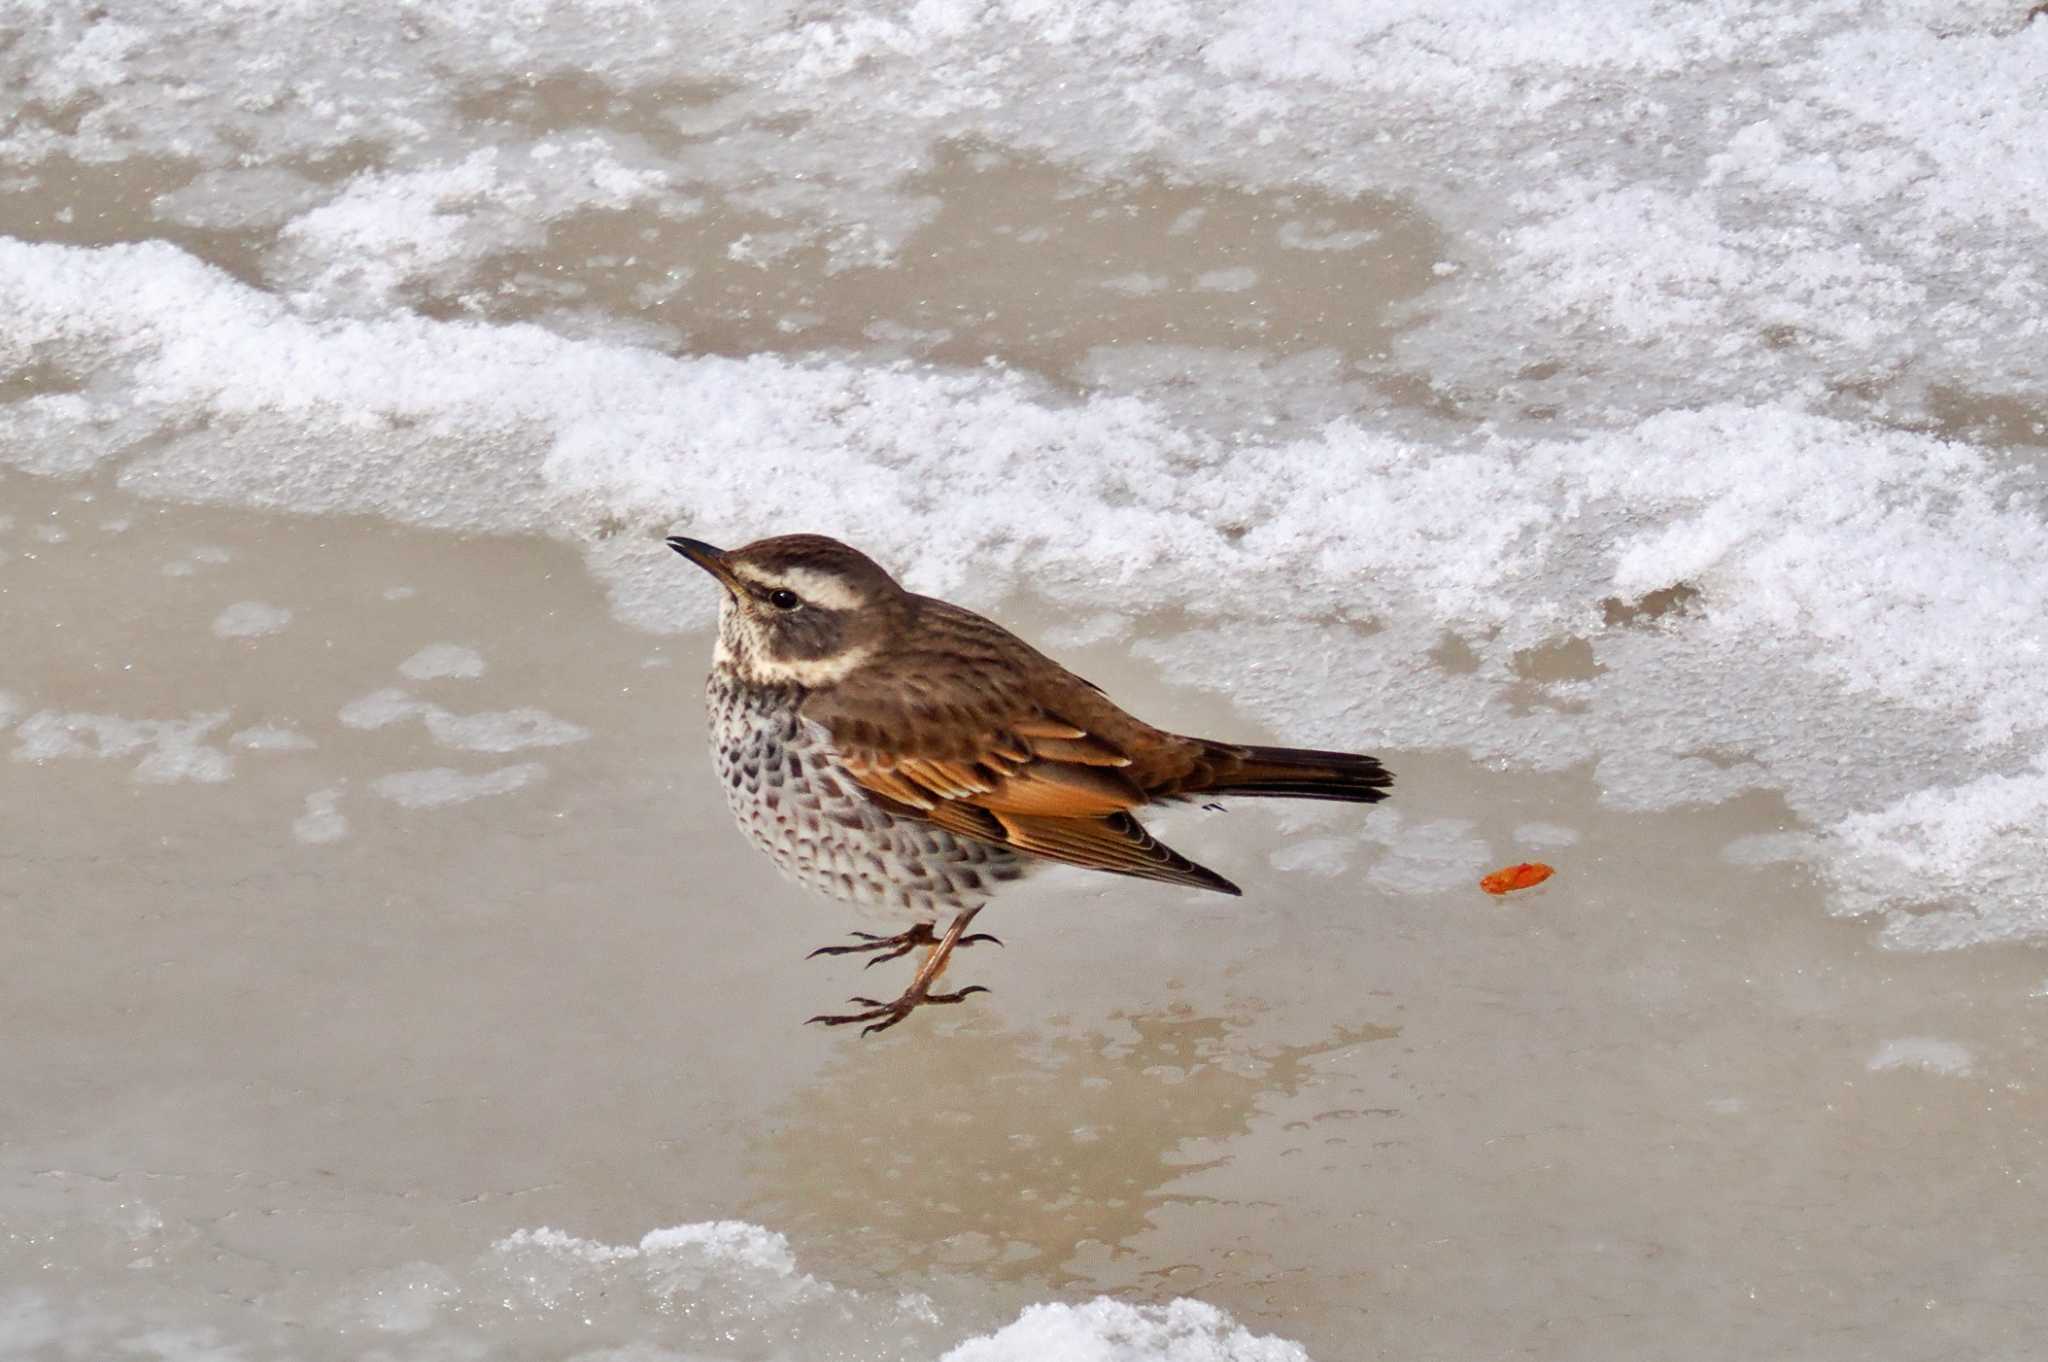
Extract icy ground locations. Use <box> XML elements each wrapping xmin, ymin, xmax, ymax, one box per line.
<box><xmin>4</xmin><ymin>1</ymin><xmax>2048</xmax><ymax>1358</ymax></box>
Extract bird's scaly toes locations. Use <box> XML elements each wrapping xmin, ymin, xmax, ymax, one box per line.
<box><xmin>806</xmin><ymin>925</ymin><xmax>1003</xmax><ymax>967</ymax></box>
<box><xmin>859</xmin><ymin>931</ymin><xmax>1001</xmax><ymax>970</ymax></box>
<box><xmin>805</xmin><ymin>923</ymin><xmax>938</xmax><ymax>964</ymax></box>
<box><xmin>806</xmin><ymin>984</ymin><xmax>991</xmax><ymax>1036</ymax></box>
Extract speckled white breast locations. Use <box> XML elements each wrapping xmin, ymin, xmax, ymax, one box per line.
<box><xmin>705</xmin><ymin>671</ymin><xmax>1022</xmax><ymax>918</ymax></box>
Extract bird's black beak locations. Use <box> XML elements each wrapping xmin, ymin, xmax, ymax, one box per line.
<box><xmin>667</xmin><ymin>536</ymin><xmax>745</xmax><ymax>594</ymax></box>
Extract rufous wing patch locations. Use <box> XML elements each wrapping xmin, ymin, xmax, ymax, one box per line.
<box><xmin>978</xmin><ymin>763</ymin><xmax>1140</xmax><ymax>817</ymax></box>
<box><xmin>1023</xmin><ymin>732</ymin><xmax>1133</xmax><ymax>767</ymax></box>
<box><xmin>1010</xmin><ymin>717</ymin><xmax>1088</xmax><ymax>740</ymax></box>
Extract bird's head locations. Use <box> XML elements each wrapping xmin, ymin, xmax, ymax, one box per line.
<box><xmin>667</xmin><ymin>533</ymin><xmax>906</xmax><ymax>688</ymax></box>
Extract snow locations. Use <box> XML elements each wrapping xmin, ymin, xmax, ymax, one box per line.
<box><xmin>292</xmin><ymin>785</ymin><xmax>349</xmax><ymax>844</ymax></box>
<box><xmin>1868</xmin><ymin>1038</ymin><xmax>1975</xmax><ymax>1078</ymax></box>
<box><xmin>3</xmin><ymin>220</ymin><xmax>2043</xmax><ymax>942</ymax></box>
<box><xmin>369</xmin><ymin>764</ymin><xmax>547</xmax><ymax>809</ymax></box>
<box><xmin>8</xmin><ymin>0</ymin><xmax>2048</xmax><ymax>1355</ymax></box>
<box><xmin>943</xmin><ymin>1297</ymin><xmax>1309</xmax><ymax>1362</ymax></box>
<box><xmin>339</xmin><ymin>688</ymin><xmax>586</xmax><ymax>753</ymax></box>
<box><xmin>229</xmin><ymin>724</ymin><xmax>316</xmax><ymax>752</ymax></box>
<box><xmin>488</xmin><ymin>1223</ymin><xmax>1310</xmax><ymax>1361</ymax></box>
<box><xmin>1</xmin><ymin>3</ymin><xmax>2044</xmax><ymax>957</ymax></box>
<box><xmin>1514</xmin><ymin>823</ymin><xmax>1580</xmax><ymax>849</ymax></box>
<box><xmin>10</xmin><ymin>708</ymin><xmax>233</xmax><ymax>784</ymax></box>
<box><xmin>398</xmin><ymin>644</ymin><xmax>487</xmax><ymax>681</ymax></box>
<box><xmin>210</xmin><ymin>601</ymin><xmax>292</xmax><ymax>639</ymax></box>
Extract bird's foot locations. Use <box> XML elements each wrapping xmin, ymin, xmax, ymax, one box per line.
<box><xmin>806</xmin><ymin>983</ymin><xmax>990</xmax><ymax>1037</ymax></box>
<box><xmin>806</xmin><ymin>924</ymin><xmax>1002</xmax><ymax>968</ymax></box>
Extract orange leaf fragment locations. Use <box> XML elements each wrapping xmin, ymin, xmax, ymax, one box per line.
<box><xmin>1480</xmin><ymin>862</ymin><xmax>1555</xmax><ymax>895</ymax></box>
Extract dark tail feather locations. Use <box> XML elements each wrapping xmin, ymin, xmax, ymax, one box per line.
<box><xmin>1194</xmin><ymin>742</ymin><xmax>1393</xmax><ymax>804</ymax></box>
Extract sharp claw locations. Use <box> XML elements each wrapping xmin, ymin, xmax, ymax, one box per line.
<box><xmin>808</xmin><ymin>979</ymin><xmax>989</xmax><ymax>1033</ymax></box>
<box><xmin>807</xmin><ymin>941</ymin><xmax>874</xmax><ymax>958</ymax></box>
<box><xmin>958</xmin><ymin>933</ymin><xmax>1003</xmax><ymax>948</ymax></box>
<box><xmin>810</xmin><ymin>1005</ymin><xmax>893</xmax><ymax>1027</ymax></box>
<box><xmin>806</xmin><ymin>927</ymin><xmax>940</xmax><ymax>961</ymax></box>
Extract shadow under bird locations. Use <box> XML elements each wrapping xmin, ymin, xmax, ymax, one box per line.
<box><xmin>668</xmin><ymin>533</ymin><xmax>1393</xmax><ymax>1034</ymax></box>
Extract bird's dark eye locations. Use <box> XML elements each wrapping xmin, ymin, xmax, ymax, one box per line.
<box><xmin>767</xmin><ymin>588</ymin><xmax>801</xmax><ymax>610</ymax></box>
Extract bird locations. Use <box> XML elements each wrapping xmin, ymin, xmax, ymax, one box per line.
<box><xmin>668</xmin><ymin>532</ymin><xmax>1392</xmax><ymax>1035</ymax></box>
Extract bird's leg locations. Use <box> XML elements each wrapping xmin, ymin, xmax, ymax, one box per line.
<box><xmin>806</xmin><ymin>918</ymin><xmax>1002</xmax><ymax>968</ymax></box>
<box><xmin>807</xmin><ymin>906</ymin><xmax>990</xmax><ymax>1036</ymax></box>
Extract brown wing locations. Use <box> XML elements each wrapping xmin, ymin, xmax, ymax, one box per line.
<box><xmin>801</xmin><ymin>600</ymin><xmax>1241</xmax><ymax>896</ymax></box>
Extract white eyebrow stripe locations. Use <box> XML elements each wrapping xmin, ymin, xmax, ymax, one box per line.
<box><xmin>749</xmin><ymin>561</ymin><xmax>868</xmax><ymax>610</ymax></box>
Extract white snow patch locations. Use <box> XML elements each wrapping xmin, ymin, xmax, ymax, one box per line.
<box><xmin>350</xmin><ymin>1264</ymin><xmax>459</xmax><ymax>1334</ymax></box>
<box><xmin>1263</xmin><ymin>803</ymin><xmax>1352</xmax><ymax>836</ymax></box>
<box><xmin>1099</xmin><ymin>272</ymin><xmax>1169</xmax><ymax>297</ymax></box>
<box><xmin>11</xmin><ymin>709</ymin><xmax>233</xmax><ymax>784</ymax></box>
<box><xmin>340</xmin><ymin>689</ymin><xmax>430</xmax><ymax>731</ymax></box>
<box><xmin>1868</xmin><ymin>1038</ymin><xmax>1974</xmax><ymax>1077</ymax></box>
<box><xmin>1834</xmin><ymin>753</ymin><xmax>2048</xmax><ymax>951</ymax></box>
<box><xmin>370</xmin><ymin>764</ymin><xmax>545</xmax><ymax>809</ymax></box>
<box><xmin>212</xmin><ymin>601</ymin><xmax>292</xmax><ymax>639</ymax></box>
<box><xmin>166</xmin><ymin>545</ymin><xmax>233</xmax><ymax>575</ymax></box>
<box><xmin>1268</xmin><ymin>836</ymin><xmax>1353</xmax><ymax>879</ymax></box>
<box><xmin>292</xmin><ymin>786</ymin><xmax>349</xmax><ymax>844</ymax></box>
<box><xmin>1359</xmin><ymin>810</ymin><xmax>1491</xmax><ymax>895</ymax></box>
<box><xmin>424</xmin><ymin>708</ymin><xmax>587</xmax><ymax>754</ymax></box>
<box><xmin>1512</xmin><ymin>821</ymin><xmax>1580</xmax><ymax>849</ymax></box>
<box><xmin>230</xmin><ymin>724</ymin><xmax>316</xmax><ymax>752</ymax></box>
<box><xmin>398</xmin><ymin>644</ymin><xmax>486</xmax><ymax>681</ymax></box>
<box><xmin>484</xmin><ymin>1222</ymin><xmax>1309</xmax><ymax>1360</ymax></box>
<box><xmin>273</xmin><ymin>140</ymin><xmax>676</xmax><ymax>313</ymax></box>
<box><xmin>1194</xmin><ymin>266</ymin><xmax>1258</xmax><ymax>293</ymax></box>
<box><xmin>339</xmin><ymin>688</ymin><xmax>586</xmax><ymax>753</ymax></box>
<box><xmin>944</xmin><ymin>1297</ymin><xmax>1309</xmax><ymax>1362</ymax></box>
<box><xmin>487</xmin><ymin>1222</ymin><xmax>835</xmax><ymax>1325</ymax></box>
